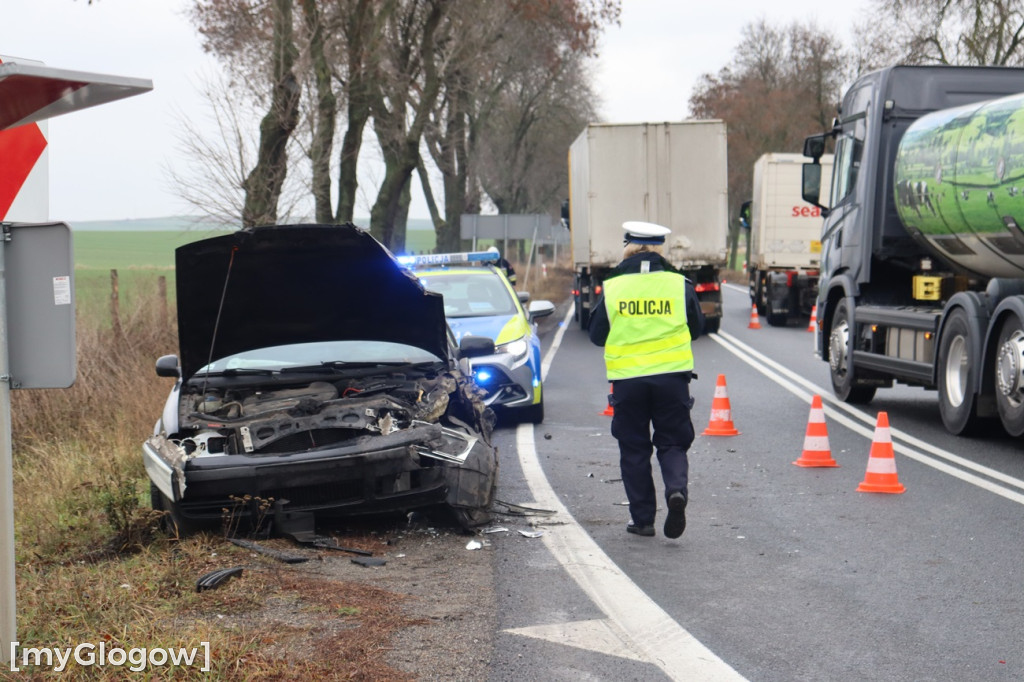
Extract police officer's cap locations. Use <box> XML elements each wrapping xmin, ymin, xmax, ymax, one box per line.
<box><xmin>623</xmin><ymin>221</ymin><xmax>671</xmax><ymax>245</ymax></box>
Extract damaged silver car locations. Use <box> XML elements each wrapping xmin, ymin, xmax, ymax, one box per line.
<box><xmin>143</xmin><ymin>224</ymin><xmax>499</xmax><ymax>534</ymax></box>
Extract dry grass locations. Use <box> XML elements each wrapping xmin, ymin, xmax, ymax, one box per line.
<box><xmin>10</xmin><ymin>273</ymin><xmax>421</xmax><ymax>680</ymax></box>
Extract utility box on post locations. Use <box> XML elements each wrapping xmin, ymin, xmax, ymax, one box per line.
<box><xmin>4</xmin><ymin>222</ymin><xmax>75</xmax><ymax>388</ymax></box>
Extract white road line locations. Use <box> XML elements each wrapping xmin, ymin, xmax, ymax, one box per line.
<box><xmin>511</xmin><ymin>304</ymin><xmax>746</xmax><ymax>681</ymax></box>
<box><xmin>713</xmin><ymin>330</ymin><xmax>1024</xmax><ymax>505</ymax></box>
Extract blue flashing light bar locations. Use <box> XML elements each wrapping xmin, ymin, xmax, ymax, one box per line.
<box><xmin>399</xmin><ymin>251</ymin><xmax>499</xmax><ymax>268</ymax></box>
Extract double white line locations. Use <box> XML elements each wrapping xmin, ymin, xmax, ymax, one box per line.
<box><xmin>712</xmin><ymin>330</ymin><xmax>1024</xmax><ymax>505</ymax></box>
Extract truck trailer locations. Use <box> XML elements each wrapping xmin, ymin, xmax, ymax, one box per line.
<box><xmin>744</xmin><ymin>152</ymin><xmax>833</xmax><ymax>326</ymax></box>
<box><xmin>802</xmin><ymin>64</ymin><xmax>1024</xmax><ymax>437</ymax></box>
<box><xmin>567</xmin><ymin>121</ymin><xmax>729</xmax><ymax>333</ymax></box>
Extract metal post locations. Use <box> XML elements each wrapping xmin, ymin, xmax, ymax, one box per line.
<box><xmin>0</xmin><ymin>237</ymin><xmax>15</xmax><ymax>665</ymax></box>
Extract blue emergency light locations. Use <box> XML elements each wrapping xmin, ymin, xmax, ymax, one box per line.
<box><xmin>398</xmin><ymin>251</ymin><xmax>499</xmax><ymax>269</ymax></box>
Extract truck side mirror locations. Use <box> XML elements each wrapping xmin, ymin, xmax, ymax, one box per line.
<box><xmin>803</xmin><ymin>134</ymin><xmax>827</xmax><ymax>160</ymax></box>
<box><xmin>561</xmin><ymin>199</ymin><xmax>570</xmax><ymax>230</ymax></box>
<box><xmin>802</xmin><ymin>163</ymin><xmax>830</xmax><ymax>218</ymax></box>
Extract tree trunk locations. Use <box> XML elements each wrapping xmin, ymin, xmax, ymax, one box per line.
<box><xmin>300</xmin><ymin>0</ymin><xmax>337</xmax><ymax>224</ymax></box>
<box><xmin>241</xmin><ymin>0</ymin><xmax>301</xmax><ymax>228</ymax></box>
<box><xmin>335</xmin><ymin>0</ymin><xmax>380</xmax><ymax>224</ymax></box>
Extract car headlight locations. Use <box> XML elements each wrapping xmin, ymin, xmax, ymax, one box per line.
<box><xmin>496</xmin><ymin>337</ymin><xmax>529</xmax><ymax>368</ymax></box>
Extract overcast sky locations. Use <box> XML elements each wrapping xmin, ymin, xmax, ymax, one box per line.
<box><xmin>2</xmin><ymin>0</ymin><xmax>868</xmax><ymax>223</ymax></box>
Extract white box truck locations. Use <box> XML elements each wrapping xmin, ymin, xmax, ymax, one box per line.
<box><xmin>567</xmin><ymin>121</ymin><xmax>729</xmax><ymax>333</ymax></box>
<box><xmin>743</xmin><ymin>152</ymin><xmax>833</xmax><ymax>326</ymax></box>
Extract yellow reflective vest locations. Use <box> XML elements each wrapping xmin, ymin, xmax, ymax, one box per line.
<box><xmin>603</xmin><ymin>270</ymin><xmax>694</xmax><ymax>380</ymax></box>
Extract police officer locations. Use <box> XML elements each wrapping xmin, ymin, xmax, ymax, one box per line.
<box><xmin>487</xmin><ymin>245</ymin><xmax>517</xmax><ymax>287</ymax></box>
<box><xmin>588</xmin><ymin>221</ymin><xmax>704</xmax><ymax>539</ymax></box>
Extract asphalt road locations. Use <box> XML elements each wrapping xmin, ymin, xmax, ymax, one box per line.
<box><xmin>483</xmin><ymin>282</ymin><xmax>1024</xmax><ymax>681</ymax></box>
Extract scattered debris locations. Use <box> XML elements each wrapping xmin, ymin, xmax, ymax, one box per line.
<box><xmin>493</xmin><ymin>499</ymin><xmax>556</xmax><ymax>517</ymax></box>
<box><xmin>227</xmin><ymin>537</ymin><xmax>308</xmax><ymax>564</ymax></box>
<box><xmin>196</xmin><ymin>567</ymin><xmax>243</xmax><ymax>592</ymax></box>
<box><xmin>586</xmin><ymin>473</ymin><xmax>594</xmax><ymax>478</ymax></box>
<box><xmin>351</xmin><ymin>556</ymin><xmax>387</xmax><ymax>567</ymax></box>
<box><xmin>614</xmin><ymin>501</ymin><xmax>630</xmax><ymax>506</ymax></box>
<box><xmin>466</xmin><ymin>540</ymin><xmax>483</xmax><ymax>550</ymax></box>
<box><xmin>481</xmin><ymin>526</ymin><xmax>510</xmax><ymax>534</ymax></box>
<box><xmin>544</xmin><ymin>433</ymin><xmax>552</xmax><ymax>440</ymax></box>
<box><xmin>518</xmin><ymin>530</ymin><xmax>544</xmax><ymax>538</ymax></box>
<box><xmin>603</xmin><ymin>477</ymin><xmax>622</xmax><ymax>484</ymax></box>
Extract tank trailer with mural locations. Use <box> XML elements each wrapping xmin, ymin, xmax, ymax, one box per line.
<box><xmin>802</xmin><ymin>64</ymin><xmax>1024</xmax><ymax>437</ymax></box>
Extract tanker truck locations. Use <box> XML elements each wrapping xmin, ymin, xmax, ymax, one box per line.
<box><xmin>567</xmin><ymin>121</ymin><xmax>729</xmax><ymax>333</ymax></box>
<box><xmin>802</xmin><ymin>64</ymin><xmax>1024</xmax><ymax>437</ymax></box>
<box><xmin>743</xmin><ymin>152</ymin><xmax>834</xmax><ymax>326</ymax></box>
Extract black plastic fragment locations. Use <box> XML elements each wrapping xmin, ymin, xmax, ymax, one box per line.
<box><xmin>351</xmin><ymin>556</ymin><xmax>387</xmax><ymax>567</ymax></box>
<box><xmin>196</xmin><ymin>566</ymin><xmax>243</xmax><ymax>592</ymax></box>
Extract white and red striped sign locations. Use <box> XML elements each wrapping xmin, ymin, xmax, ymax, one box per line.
<box><xmin>0</xmin><ymin>57</ymin><xmax>48</xmax><ymax>221</ymax></box>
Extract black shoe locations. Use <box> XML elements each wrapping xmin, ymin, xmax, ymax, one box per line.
<box><xmin>626</xmin><ymin>522</ymin><xmax>655</xmax><ymax>537</ymax></box>
<box><xmin>664</xmin><ymin>492</ymin><xmax>687</xmax><ymax>539</ymax></box>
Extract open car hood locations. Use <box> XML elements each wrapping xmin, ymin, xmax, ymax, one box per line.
<box><xmin>175</xmin><ymin>224</ymin><xmax>449</xmax><ymax>380</ymax></box>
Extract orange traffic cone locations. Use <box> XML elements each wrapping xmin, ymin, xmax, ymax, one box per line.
<box><xmin>856</xmin><ymin>412</ymin><xmax>906</xmax><ymax>493</ymax></box>
<box><xmin>793</xmin><ymin>395</ymin><xmax>838</xmax><ymax>467</ymax></box>
<box><xmin>702</xmin><ymin>374</ymin><xmax>740</xmax><ymax>436</ymax></box>
<box><xmin>807</xmin><ymin>305</ymin><xmax>818</xmax><ymax>333</ymax></box>
<box><xmin>748</xmin><ymin>304</ymin><xmax>762</xmax><ymax>329</ymax></box>
<box><xmin>602</xmin><ymin>383</ymin><xmax>614</xmax><ymax>416</ymax></box>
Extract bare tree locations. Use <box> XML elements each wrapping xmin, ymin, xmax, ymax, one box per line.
<box><xmin>857</xmin><ymin>0</ymin><xmax>1024</xmax><ymax>67</ymax></box>
<box><xmin>366</xmin><ymin>0</ymin><xmax>447</xmax><ymax>252</ymax></box>
<box><xmin>421</xmin><ymin>0</ymin><xmax>618</xmax><ymax>252</ymax></box>
<box><xmin>690</xmin><ymin>20</ymin><xmax>848</xmax><ymax>268</ymax></box>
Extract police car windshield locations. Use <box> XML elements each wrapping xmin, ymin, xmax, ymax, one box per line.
<box><xmin>419</xmin><ymin>272</ymin><xmax>517</xmax><ymax>318</ymax></box>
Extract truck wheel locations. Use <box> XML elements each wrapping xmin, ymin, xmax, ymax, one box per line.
<box><xmin>828</xmin><ymin>299</ymin><xmax>876</xmax><ymax>404</ymax></box>
<box><xmin>577</xmin><ymin>274</ymin><xmax>591</xmax><ymax>330</ymax></box>
<box><xmin>754</xmin><ymin>274</ymin><xmax>766</xmax><ymax>316</ymax></box>
<box><xmin>703</xmin><ymin>316</ymin><xmax>720</xmax><ymax>335</ymax></box>
<box><xmin>765</xmin><ymin>298</ymin><xmax>787</xmax><ymax>327</ymax></box>
<box><xmin>995</xmin><ymin>313</ymin><xmax>1024</xmax><ymax>436</ymax></box>
<box><xmin>938</xmin><ymin>308</ymin><xmax>982</xmax><ymax>435</ymax></box>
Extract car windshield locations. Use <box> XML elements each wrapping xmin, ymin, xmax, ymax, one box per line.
<box><xmin>196</xmin><ymin>340</ymin><xmax>443</xmax><ymax>374</ymax></box>
<box><xmin>418</xmin><ymin>271</ymin><xmax>517</xmax><ymax>318</ymax></box>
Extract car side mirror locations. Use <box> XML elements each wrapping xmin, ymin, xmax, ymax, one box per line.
<box><xmin>155</xmin><ymin>354</ymin><xmax>180</xmax><ymax>378</ymax></box>
<box><xmin>459</xmin><ymin>335</ymin><xmax>495</xmax><ymax>358</ymax></box>
<box><xmin>517</xmin><ymin>291</ymin><xmax>531</xmax><ymax>304</ymax></box>
<box><xmin>528</xmin><ymin>300</ymin><xmax>556</xmax><ymax>321</ymax></box>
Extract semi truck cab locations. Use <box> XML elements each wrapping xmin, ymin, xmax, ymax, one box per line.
<box><xmin>801</xmin><ymin>65</ymin><xmax>1024</xmax><ymax>436</ymax></box>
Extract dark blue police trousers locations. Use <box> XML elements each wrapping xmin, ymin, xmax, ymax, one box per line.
<box><xmin>610</xmin><ymin>372</ymin><xmax>694</xmax><ymax>526</ymax></box>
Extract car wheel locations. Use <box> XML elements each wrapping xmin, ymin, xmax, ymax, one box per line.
<box><xmin>517</xmin><ymin>397</ymin><xmax>544</xmax><ymax>424</ymax></box>
<box><xmin>995</xmin><ymin>313</ymin><xmax>1024</xmax><ymax>436</ymax></box>
<box><xmin>828</xmin><ymin>299</ymin><xmax>876</xmax><ymax>404</ymax></box>
<box><xmin>938</xmin><ymin>308</ymin><xmax>983</xmax><ymax>435</ymax></box>
<box><xmin>453</xmin><ymin>506</ymin><xmax>493</xmax><ymax>529</ymax></box>
<box><xmin>702</xmin><ymin>316</ymin><xmax>720</xmax><ymax>335</ymax></box>
<box><xmin>150</xmin><ymin>481</ymin><xmax>194</xmax><ymax>538</ymax></box>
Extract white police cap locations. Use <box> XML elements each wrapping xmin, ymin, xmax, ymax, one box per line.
<box><xmin>622</xmin><ymin>221</ymin><xmax>671</xmax><ymax>245</ymax></box>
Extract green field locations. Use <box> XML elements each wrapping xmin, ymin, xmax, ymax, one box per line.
<box><xmin>72</xmin><ymin>228</ymin><xmax>439</xmax><ymax>318</ymax></box>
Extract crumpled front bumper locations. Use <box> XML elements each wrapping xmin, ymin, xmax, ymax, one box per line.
<box><xmin>142</xmin><ymin>422</ymin><xmax>496</xmax><ymax>525</ymax></box>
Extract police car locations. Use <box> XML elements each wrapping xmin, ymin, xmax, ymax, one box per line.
<box><xmin>403</xmin><ymin>251</ymin><xmax>555</xmax><ymax>423</ymax></box>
